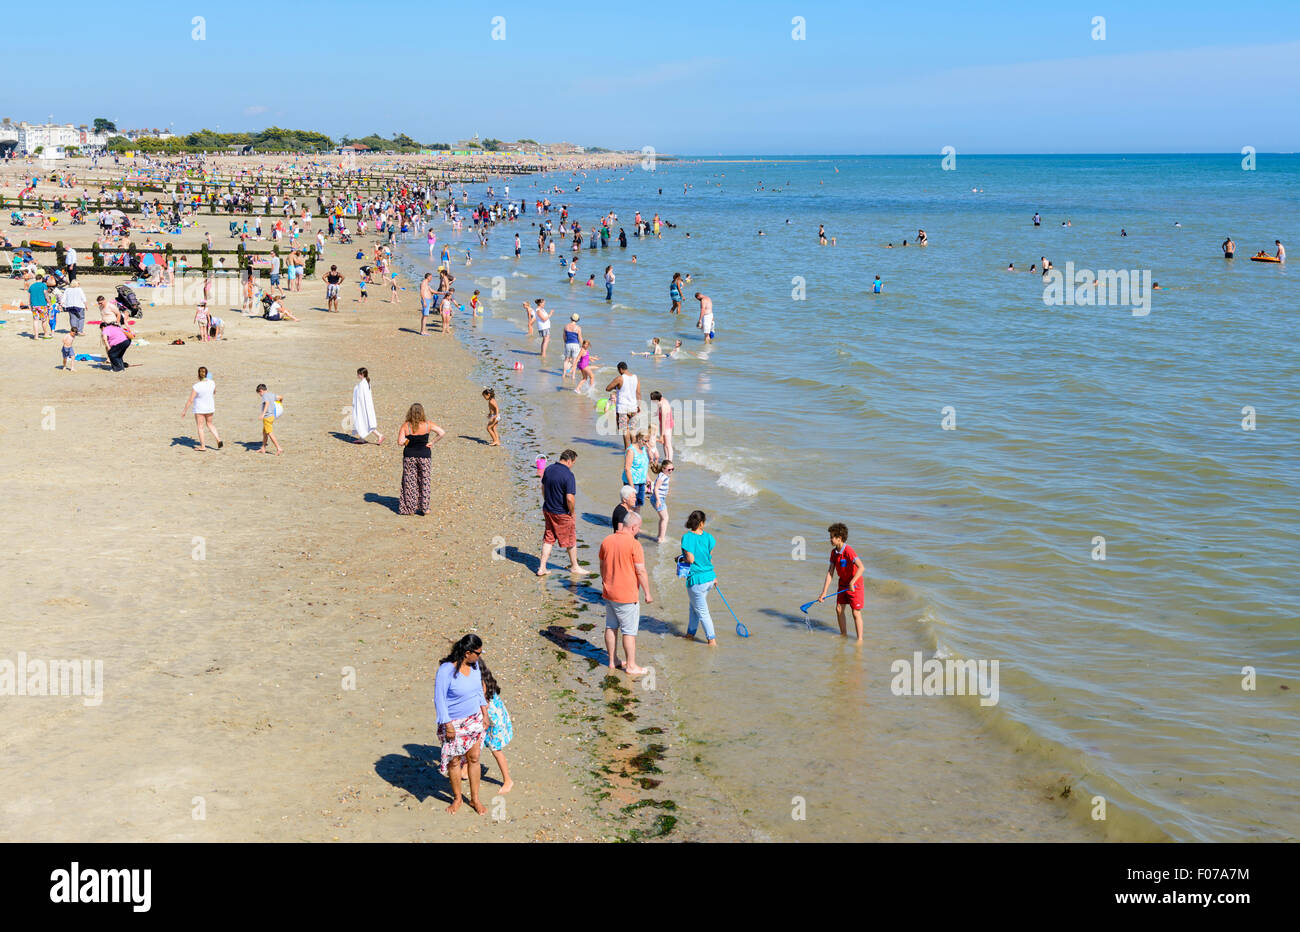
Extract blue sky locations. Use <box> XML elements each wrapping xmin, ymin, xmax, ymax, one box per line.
<box><xmin>3</xmin><ymin>0</ymin><xmax>1298</xmax><ymax>154</ymax></box>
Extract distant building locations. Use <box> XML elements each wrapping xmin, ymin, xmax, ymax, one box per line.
<box><xmin>8</xmin><ymin>121</ymin><xmax>107</xmax><ymax>154</ymax></box>
<box><xmin>122</xmin><ymin>128</ymin><xmax>176</xmax><ymax>141</ymax></box>
<box><xmin>546</xmin><ymin>142</ymin><xmax>585</xmax><ymax>155</ymax></box>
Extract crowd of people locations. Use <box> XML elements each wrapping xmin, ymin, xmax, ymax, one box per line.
<box><xmin>9</xmin><ymin>151</ymin><xmax>879</xmax><ymax>819</ymax></box>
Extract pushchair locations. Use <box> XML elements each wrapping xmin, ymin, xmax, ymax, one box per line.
<box><xmin>9</xmin><ymin>211</ymin><xmax>24</xmax><ymax>226</ymax></box>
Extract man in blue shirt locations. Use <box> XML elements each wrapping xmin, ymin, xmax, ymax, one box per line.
<box><xmin>538</xmin><ymin>449</ymin><xmax>589</xmax><ymax>577</ymax></box>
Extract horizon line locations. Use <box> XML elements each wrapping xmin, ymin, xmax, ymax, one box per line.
<box><xmin>672</xmin><ymin>151</ymin><xmax>1299</xmax><ymax>158</ymax></box>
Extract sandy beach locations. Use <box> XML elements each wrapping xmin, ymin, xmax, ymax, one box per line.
<box><xmin>0</xmin><ymin>154</ymin><xmax>747</xmax><ymax>842</ymax></box>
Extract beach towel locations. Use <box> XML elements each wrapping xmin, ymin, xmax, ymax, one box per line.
<box><xmin>352</xmin><ymin>379</ymin><xmax>378</xmax><ymax>439</ymax></box>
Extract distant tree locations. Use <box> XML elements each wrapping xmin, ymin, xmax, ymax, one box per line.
<box><xmin>34</xmin><ymin>145</ymin><xmax>44</xmax><ymax>155</ymax></box>
<box><xmin>481</xmin><ymin>138</ymin><xmax>503</xmax><ymax>152</ymax></box>
<box><xmin>429</xmin><ymin>142</ymin><xmax>451</xmax><ymax>150</ymax></box>
<box><xmin>348</xmin><ymin>133</ymin><xmax>421</xmax><ymax>153</ymax></box>
<box><xmin>248</xmin><ymin>127</ymin><xmax>334</xmax><ymax>152</ymax></box>
<box><xmin>516</xmin><ymin>138</ymin><xmax>538</xmax><ymax>145</ymax></box>
<box><xmin>93</xmin><ymin>118</ymin><xmax>117</xmax><ymax>134</ymax></box>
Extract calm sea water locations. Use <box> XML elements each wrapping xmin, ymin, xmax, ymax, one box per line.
<box><xmin>402</xmin><ymin>155</ymin><xmax>1299</xmax><ymax>841</ymax></box>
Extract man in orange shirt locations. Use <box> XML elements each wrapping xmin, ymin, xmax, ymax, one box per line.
<box><xmin>599</xmin><ymin>511</ymin><xmax>654</xmax><ymax>676</ymax></box>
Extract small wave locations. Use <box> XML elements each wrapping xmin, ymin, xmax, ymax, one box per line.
<box><xmin>718</xmin><ymin>471</ymin><xmax>759</xmax><ymax>496</ymax></box>
<box><xmin>678</xmin><ymin>446</ymin><xmax>760</xmax><ymax>497</ymax></box>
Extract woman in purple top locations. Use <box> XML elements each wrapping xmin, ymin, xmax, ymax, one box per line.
<box><xmin>100</xmin><ymin>321</ymin><xmax>131</xmax><ymax>371</ymax></box>
<box><xmin>434</xmin><ymin>634</ymin><xmax>489</xmax><ymax>814</ymax></box>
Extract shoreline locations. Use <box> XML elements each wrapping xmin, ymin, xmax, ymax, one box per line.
<box><xmin>440</xmin><ymin>311</ymin><xmax>762</xmax><ymax>841</ymax></box>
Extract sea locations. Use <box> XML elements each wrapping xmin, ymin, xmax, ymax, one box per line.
<box><xmin>397</xmin><ymin>154</ymin><xmax>1299</xmax><ymax>842</ymax></box>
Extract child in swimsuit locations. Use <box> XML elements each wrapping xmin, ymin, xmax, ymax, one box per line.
<box><xmin>194</xmin><ymin>302</ymin><xmax>210</xmax><ymax>342</ymax></box>
<box><xmin>632</xmin><ymin>337</ymin><xmax>666</xmax><ymax>358</ymax></box>
<box><xmin>483</xmin><ymin>388</ymin><xmax>500</xmax><ymax>446</ymax></box>
<box><xmin>61</xmin><ymin>331</ymin><xmax>75</xmax><ymax>371</ymax></box>
<box><xmin>575</xmin><ymin>340</ymin><xmax>599</xmax><ymax>394</ymax></box>
<box><xmin>650</xmin><ymin>390</ymin><xmax>675</xmax><ymax>461</ymax></box>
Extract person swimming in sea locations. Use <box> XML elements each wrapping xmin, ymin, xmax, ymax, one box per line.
<box><xmin>632</xmin><ymin>337</ymin><xmax>667</xmax><ymax>358</ymax></box>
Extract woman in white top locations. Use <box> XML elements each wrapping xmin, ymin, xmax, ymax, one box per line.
<box><xmin>351</xmin><ymin>367</ymin><xmax>384</xmax><ymax>444</ymax></box>
<box><xmin>534</xmin><ymin>299</ymin><xmax>552</xmax><ymax>358</ymax></box>
<box><xmin>181</xmin><ymin>366</ymin><xmax>223</xmax><ymax>451</ymax></box>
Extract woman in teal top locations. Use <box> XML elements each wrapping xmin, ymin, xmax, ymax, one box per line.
<box><xmin>680</xmin><ymin>509</ymin><xmax>717</xmax><ymax>644</ymax></box>
<box><xmin>622</xmin><ymin>433</ymin><xmax>651</xmax><ymax>508</ymax></box>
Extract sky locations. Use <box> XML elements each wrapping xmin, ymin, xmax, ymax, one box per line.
<box><xmin>3</xmin><ymin>0</ymin><xmax>1298</xmax><ymax>154</ymax></box>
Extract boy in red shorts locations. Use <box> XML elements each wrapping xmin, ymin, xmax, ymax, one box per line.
<box><xmin>817</xmin><ymin>522</ymin><xmax>865</xmax><ymax>641</ymax></box>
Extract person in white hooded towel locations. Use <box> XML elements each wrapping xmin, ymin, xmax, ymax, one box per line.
<box><xmin>352</xmin><ymin>367</ymin><xmax>384</xmax><ymax>444</ymax></box>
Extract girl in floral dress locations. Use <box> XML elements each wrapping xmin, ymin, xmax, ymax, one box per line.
<box><xmin>479</xmin><ymin>660</ymin><xmax>514</xmax><ymax>794</ymax></box>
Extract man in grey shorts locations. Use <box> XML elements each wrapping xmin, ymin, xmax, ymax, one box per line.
<box><xmin>599</xmin><ymin>511</ymin><xmax>653</xmax><ymax>675</ymax></box>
